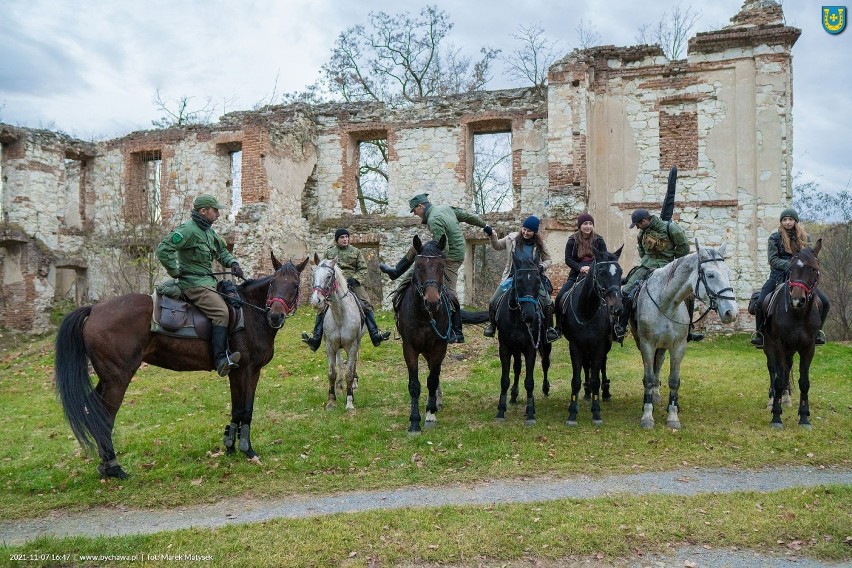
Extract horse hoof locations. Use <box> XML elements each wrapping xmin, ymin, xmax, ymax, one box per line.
<box><xmin>666</xmin><ymin>421</ymin><xmax>681</xmax><ymax>430</ymax></box>
<box><xmin>799</xmin><ymin>422</ymin><xmax>812</xmax><ymax>430</ymax></box>
<box><xmin>225</xmin><ymin>446</ymin><xmax>236</xmax><ymax>455</ymax></box>
<box><xmin>524</xmin><ymin>418</ymin><xmax>536</xmax><ymax>426</ymax></box>
<box><xmin>495</xmin><ymin>416</ymin><xmax>505</xmax><ymax>423</ymax></box>
<box><xmin>99</xmin><ymin>465</ymin><xmax>128</xmax><ymax>480</ymax></box>
<box><xmin>602</xmin><ymin>393</ymin><xmax>611</xmax><ymax>401</ymax></box>
<box><xmin>593</xmin><ymin>419</ymin><xmax>604</xmax><ymax>427</ymax></box>
<box><xmin>782</xmin><ymin>394</ymin><xmax>793</xmax><ymax>406</ymax></box>
<box><xmin>407</xmin><ymin>428</ymin><xmax>421</xmax><ymax>436</ymax></box>
<box><xmin>770</xmin><ymin>422</ymin><xmax>783</xmax><ymax>430</ymax></box>
<box><xmin>566</xmin><ymin>420</ymin><xmax>578</xmax><ymax>427</ymax></box>
<box><xmin>583</xmin><ymin>393</ymin><xmax>591</xmax><ymax>401</ymax></box>
<box><xmin>640</xmin><ymin>419</ymin><xmax>655</xmax><ymax>429</ymax></box>
<box><xmin>325</xmin><ymin>402</ymin><xmax>336</xmax><ymax>411</ymax></box>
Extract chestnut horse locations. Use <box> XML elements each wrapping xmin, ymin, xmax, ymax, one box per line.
<box><xmin>55</xmin><ymin>252</ymin><xmax>308</xmax><ymax>479</ymax></box>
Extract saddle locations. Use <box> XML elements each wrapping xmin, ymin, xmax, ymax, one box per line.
<box><xmin>151</xmin><ymin>290</ymin><xmax>245</xmax><ymax>340</ymax></box>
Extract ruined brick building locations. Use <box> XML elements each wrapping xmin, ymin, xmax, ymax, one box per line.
<box><xmin>0</xmin><ymin>1</ymin><xmax>799</xmax><ymax>333</ymax></box>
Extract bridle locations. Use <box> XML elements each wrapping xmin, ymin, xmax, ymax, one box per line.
<box><xmin>312</xmin><ymin>264</ymin><xmax>350</xmax><ymax>303</ymax></box>
<box><xmin>510</xmin><ymin>261</ymin><xmax>543</xmax><ymax>348</ymax></box>
<box><xmin>263</xmin><ymin>270</ymin><xmax>300</xmax><ymax>326</ymax></box>
<box><xmin>568</xmin><ymin>259</ymin><xmax>622</xmax><ymax>325</ymax></box>
<box><xmin>692</xmin><ymin>253</ymin><xmax>736</xmax><ymax>323</ymax></box>
<box><xmin>412</xmin><ymin>254</ymin><xmax>452</xmax><ymax>340</ymax></box>
<box><xmin>787</xmin><ymin>254</ymin><xmax>820</xmax><ymax>306</ymax></box>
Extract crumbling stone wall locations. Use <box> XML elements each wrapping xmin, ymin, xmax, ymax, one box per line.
<box><xmin>0</xmin><ymin>1</ymin><xmax>798</xmax><ymax>332</ymax></box>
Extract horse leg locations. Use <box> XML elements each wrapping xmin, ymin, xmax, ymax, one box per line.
<box><xmin>424</xmin><ymin>354</ymin><xmax>442</xmax><ymax>428</ymax></box>
<box><xmin>89</xmin><ymin>359</ymin><xmax>136</xmax><ymax>479</ymax></box>
<box><xmin>404</xmin><ymin>345</ymin><xmax>421</xmax><ymax>434</ymax></box>
<box><xmin>798</xmin><ymin>346</ymin><xmax>814</xmax><ymax>429</ymax></box>
<box><xmin>497</xmin><ymin>343</ymin><xmax>512</xmax><ymax>421</ymax></box>
<box><xmin>510</xmin><ymin>353</ymin><xmax>521</xmax><ymax>404</ymax></box>
<box><xmin>566</xmin><ymin>342</ymin><xmax>584</xmax><ymax>426</ymax></box>
<box><xmin>590</xmin><ymin>354</ymin><xmax>604</xmax><ymax>427</ymax></box>
<box><xmin>639</xmin><ymin>342</ymin><xmax>657</xmax><ymax>429</ymax></box>
<box><xmin>765</xmin><ymin>347</ymin><xmax>776</xmax><ymax>410</ymax></box>
<box><xmin>540</xmin><ymin>342</ymin><xmax>551</xmax><ymax>397</ymax></box>
<box><xmin>229</xmin><ymin>369</ymin><xmax>260</xmax><ymax>458</ymax></box>
<box><xmin>666</xmin><ymin>344</ymin><xmax>685</xmax><ymax>430</ymax></box>
<box><xmin>523</xmin><ymin>348</ymin><xmax>536</xmax><ymax>425</ymax></box>
<box><xmin>652</xmin><ymin>349</ymin><xmax>666</xmax><ymax>405</ymax></box>
<box><xmin>325</xmin><ymin>347</ymin><xmax>338</xmax><ymax>411</ymax></box>
<box><xmin>345</xmin><ymin>346</ymin><xmax>358</xmax><ymax>411</ymax></box>
<box><xmin>769</xmin><ymin>346</ymin><xmax>788</xmax><ymax>429</ymax></box>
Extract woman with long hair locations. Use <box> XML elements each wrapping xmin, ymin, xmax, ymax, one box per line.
<box><xmin>751</xmin><ymin>208</ymin><xmax>830</xmax><ymax>347</ymax></box>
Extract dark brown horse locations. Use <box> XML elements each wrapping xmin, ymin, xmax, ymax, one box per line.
<box><xmin>762</xmin><ymin>239</ymin><xmax>823</xmax><ymax>429</ymax></box>
<box><xmin>55</xmin><ymin>252</ymin><xmax>309</xmax><ymax>479</ymax></box>
<box><xmin>393</xmin><ymin>235</ymin><xmax>451</xmax><ymax>434</ymax></box>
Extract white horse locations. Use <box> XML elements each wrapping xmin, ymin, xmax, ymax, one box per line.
<box><xmin>631</xmin><ymin>243</ymin><xmax>738</xmax><ymax>429</ymax></box>
<box><xmin>310</xmin><ymin>254</ymin><xmax>365</xmax><ymax>411</ymax></box>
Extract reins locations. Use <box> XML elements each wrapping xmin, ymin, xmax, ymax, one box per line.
<box><xmin>567</xmin><ymin>260</ymin><xmax>621</xmax><ymax>326</ymax></box>
<box><xmin>412</xmin><ymin>254</ymin><xmax>453</xmax><ymax>341</ymax></box>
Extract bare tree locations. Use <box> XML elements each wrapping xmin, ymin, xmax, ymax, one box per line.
<box><xmin>151</xmin><ymin>90</ymin><xmax>216</xmax><ymax>128</ymax></box>
<box><xmin>357</xmin><ymin>139</ymin><xmax>389</xmax><ymax>214</ymax></box>
<box><xmin>321</xmin><ymin>5</ymin><xmax>499</xmax><ymax>104</ymax></box>
<box><xmin>795</xmin><ymin>179</ymin><xmax>852</xmax><ymax>340</ymax></box>
<box><xmin>575</xmin><ymin>19</ymin><xmax>602</xmax><ymax>50</ymax></box>
<box><xmin>502</xmin><ymin>23</ymin><xmax>561</xmax><ymax>91</ymax></box>
<box><xmin>635</xmin><ymin>2</ymin><xmax>702</xmax><ymax>60</ymax></box>
<box><xmin>472</xmin><ymin>132</ymin><xmax>513</xmax><ymax>214</ymax></box>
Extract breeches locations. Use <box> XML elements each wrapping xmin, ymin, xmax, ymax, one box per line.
<box><xmin>622</xmin><ymin>266</ymin><xmax>651</xmax><ymax>297</ymax></box>
<box><xmin>350</xmin><ymin>284</ymin><xmax>373</xmax><ymax>312</ymax></box>
<box><xmin>184</xmin><ymin>286</ymin><xmax>228</xmax><ymax>326</ymax></box>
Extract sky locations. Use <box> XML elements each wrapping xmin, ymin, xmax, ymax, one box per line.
<box><xmin>1</xmin><ymin>0</ymin><xmax>850</xmax><ymax>196</ymax></box>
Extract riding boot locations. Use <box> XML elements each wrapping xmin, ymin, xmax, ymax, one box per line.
<box><xmin>613</xmin><ymin>296</ymin><xmax>631</xmax><ymax>344</ymax></box>
<box><xmin>364</xmin><ymin>309</ymin><xmax>391</xmax><ymax>347</ymax></box>
<box><xmin>483</xmin><ymin>304</ymin><xmax>497</xmax><ymax>337</ymax></box>
<box><xmin>544</xmin><ymin>303</ymin><xmax>561</xmax><ymax>343</ymax></box>
<box><xmin>301</xmin><ymin>310</ymin><xmax>325</xmax><ymax>352</ymax></box>
<box><xmin>448</xmin><ymin>305</ymin><xmax>464</xmax><ymax>344</ymax></box>
<box><xmin>379</xmin><ymin>256</ymin><xmax>413</xmax><ymax>281</ymax></box>
<box><xmin>815</xmin><ymin>298</ymin><xmax>829</xmax><ymax>345</ymax></box>
<box><xmin>212</xmin><ymin>325</ymin><xmax>240</xmax><ymax>377</ymax></box>
<box><xmin>750</xmin><ymin>308</ymin><xmax>765</xmax><ymax>348</ymax></box>
<box><xmin>685</xmin><ymin>297</ymin><xmax>704</xmax><ymax>342</ymax></box>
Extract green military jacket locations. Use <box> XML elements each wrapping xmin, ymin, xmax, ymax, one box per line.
<box><xmin>324</xmin><ymin>244</ymin><xmax>367</xmax><ymax>282</ymax></box>
<box><xmin>422</xmin><ymin>203</ymin><xmax>487</xmax><ymax>262</ymax></box>
<box><xmin>156</xmin><ymin>218</ymin><xmax>236</xmax><ymax>290</ymax></box>
<box><xmin>636</xmin><ymin>215</ymin><xmax>689</xmax><ymax>269</ymax></box>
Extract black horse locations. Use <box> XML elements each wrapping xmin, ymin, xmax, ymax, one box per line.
<box><xmin>494</xmin><ymin>252</ymin><xmax>549</xmax><ymax>424</ymax></box>
<box><xmin>558</xmin><ymin>246</ymin><xmax>624</xmax><ymax>426</ymax></box>
<box><xmin>762</xmin><ymin>240</ymin><xmax>824</xmax><ymax>429</ymax></box>
<box><xmin>394</xmin><ymin>235</ymin><xmax>453</xmax><ymax>434</ymax></box>
<box><xmin>55</xmin><ymin>253</ymin><xmax>308</xmax><ymax>479</ymax></box>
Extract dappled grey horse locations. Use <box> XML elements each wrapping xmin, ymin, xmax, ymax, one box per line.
<box><xmin>631</xmin><ymin>243</ymin><xmax>738</xmax><ymax>429</ymax></box>
<box><xmin>310</xmin><ymin>255</ymin><xmax>365</xmax><ymax>411</ymax></box>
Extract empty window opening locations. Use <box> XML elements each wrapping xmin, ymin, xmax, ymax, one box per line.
<box><xmin>356</xmin><ymin>139</ymin><xmax>388</xmax><ymax>215</ymax></box>
<box><xmin>63</xmin><ymin>157</ymin><xmax>84</xmax><ymax>229</ymax></box>
<box><xmin>472</xmin><ymin>132</ymin><xmax>513</xmax><ymax>213</ymax></box>
<box><xmin>230</xmin><ymin>149</ymin><xmax>242</xmax><ymax>215</ymax></box>
<box><xmin>138</xmin><ymin>150</ymin><xmax>162</xmax><ymax>224</ymax></box>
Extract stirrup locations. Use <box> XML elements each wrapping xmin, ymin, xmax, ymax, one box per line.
<box><xmin>750</xmin><ymin>331</ymin><xmax>764</xmax><ymax>348</ymax></box>
<box><xmin>215</xmin><ymin>352</ymin><xmax>240</xmax><ymax>377</ymax></box>
<box><xmin>815</xmin><ymin>330</ymin><xmax>826</xmax><ymax>345</ymax></box>
<box><xmin>687</xmin><ymin>332</ymin><xmax>704</xmax><ymax>342</ymax></box>
<box><xmin>301</xmin><ymin>332</ymin><xmax>321</xmax><ymax>351</ymax></box>
<box><xmin>545</xmin><ymin>327</ymin><xmax>561</xmax><ymax>343</ymax></box>
<box><xmin>483</xmin><ymin>324</ymin><xmax>496</xmax><ymax>337</ymax></box>
<box><xmin>371</xmin><ymin>330</ymin><xmax>391</xmax><ymax>346</ymax></box>
<box><xmin>448</xmin><ymin>331</ymin><xmax>465</xmax><ymax>344</ymax></box>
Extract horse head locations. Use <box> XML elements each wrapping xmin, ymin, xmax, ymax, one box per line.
<box><xmin>311</xmin><ymin>254</ymin><xmax>343</xmax><ymax>311</ymax></box>
<box><xmin>413</xmin><ymin>234</ymin><xmax>447</xmax><ymax>313</ymax></box>
<box><xmin>593</xmin><ymin>244</ymin><xmax>624</xmax><ymax>317</ymax></box>
<box><xmin>511</xmin><ymin>253</ymin><xmax>541</xmax><ymax>326</ymax></box>
<box><xmin>694</xmin><ymin>242</ymin><xmax>738</xmax><ymax>324</ymax></box>
<box><xmin>788</xmin><ymin>238</ymin><xmax>822</xmax><ymax>310</ymax></box>
<box><xmin>266</xmin><ymin>252</ymin><xmax>309</xmax><ymax>328</ymax></box>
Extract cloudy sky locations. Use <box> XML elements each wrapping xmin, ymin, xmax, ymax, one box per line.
<box><xmin>2</xmin><ymin>0</ymin><xmax>849</xmax><ymax>196</ymax></box>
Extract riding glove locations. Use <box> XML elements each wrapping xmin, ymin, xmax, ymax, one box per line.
<box><xmin>231</xmin><ymin>263</ymin><xmax>245</xmax><ymax>280</ymax></box>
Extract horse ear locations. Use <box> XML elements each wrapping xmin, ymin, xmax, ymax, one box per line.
<box><xmin>813</xmin><ymin>238</ymin><xmax>822</xmax><ymax>256</ymax></box>
<box><xmin>717</xmin><ymin>242</ymin><xmax>727</xmax><ymax>257</ymax></box>
<box><xmin>438</xmin><ymin>234</ymin><xmax>447</xmax><ymax>251</ymax></box>
<box><xmin>613</xmin><ymin>244</ymin><xmax>624</xmax><ymax>260</ymax></box>
<box><xmin>694</xmin><ymin>238</ymin><xmax>700</xmax><ymax>256</ymax></box>
<box><xmin>295</xmin><ymin>256</ymin><xmax>310</xmax><ymax>273</ymax></box>
<box><xmin>271</xmin><ymin>251</ymin><xmax>282</xmax><ymax>271</ymax></box>
<box><xmin>413</xmin><ymin>234</ymin><xmax>423</xmax><ymax>253</ymax></box>
<box><xmin>313</xmin><ymin>252</ymin><xmax>321</xmax><ymax>266</ymax></box>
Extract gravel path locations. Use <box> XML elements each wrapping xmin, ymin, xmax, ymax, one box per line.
<box><xmin>2</xmin><ymin>466</ymin><xmax>850</xmax><ymax>566</ymax></box>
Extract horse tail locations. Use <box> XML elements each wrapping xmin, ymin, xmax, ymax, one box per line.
<box><xmin>461</xmin><ymin>309</ymin><xmax>489</xmax><ymax>324</ymax></box>
<box><xmin>55</xmin><ymin>306</ymin><xmax>111</xmax><ymax>452</ymax></box>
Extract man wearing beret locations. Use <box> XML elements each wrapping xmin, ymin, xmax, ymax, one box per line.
<box><xmin>156</xmin><ymin>194</ymin><xmax>246</xmax><ymax>376</ymax></box>
<box><xmin>301</xmin><ymin>228</ymin><xmax>391</xmax><ymax>350</ymax></box>
<box><xmin>379</xmin><ymin>193</ymin><xmax>492</xmax><ymax>343</ymax></box>
<box><xmin>614</xmin><ymin>208</ymin><xmax>703</xmax><ymax>342</ymax></box>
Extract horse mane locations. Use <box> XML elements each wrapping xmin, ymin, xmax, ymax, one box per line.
<box><xmin>420</xmin><ymin>239</ymin><xmax>446</xmax><ymax>258</ymax></box>
<box><xmin>319</xmin><ymin>258</ymin><xmax>348</xmax><ymax>290</ymax></box>
<box><xmin>239</xmin><ymin>261</ymin><xmax>301</xmax><ymax>295</ymax></box>
<box><xmin>795</xmin><ymin>247</ymin><xmax>819</xmax><ymax>268</ymax></box>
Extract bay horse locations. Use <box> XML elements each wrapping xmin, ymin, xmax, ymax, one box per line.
<box><xmin>762</xmin><ymin>239</ymin><xmax>823</xmax><ymax>429</ymax></box>
<box><xmin>393</xmin><ymin>235</ymin><xmax>452</xmax><ymax>434</ymax></box>
<box><xmin>559</xmin><ymin>246</ymin><xmax>624</xmax><ymax>426</ymax></box>
<box><xmin>632</xmin><ymin>243</ymin><xmax>737</xmax><ymax>429</ymax></box>
<box><xmin>310</xmin><ymin>255</ymin><xmax>364</xmax><ymax>411</ymax></box>
<box><xmin>494</xmin><ymin>252</ymin><xmax>548</xmax><ymax>424</ymax></box>
<box><xmin>55</xmin><ymin>253</ymin><xmax>308</xmax><ymax>479</ymax></box>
